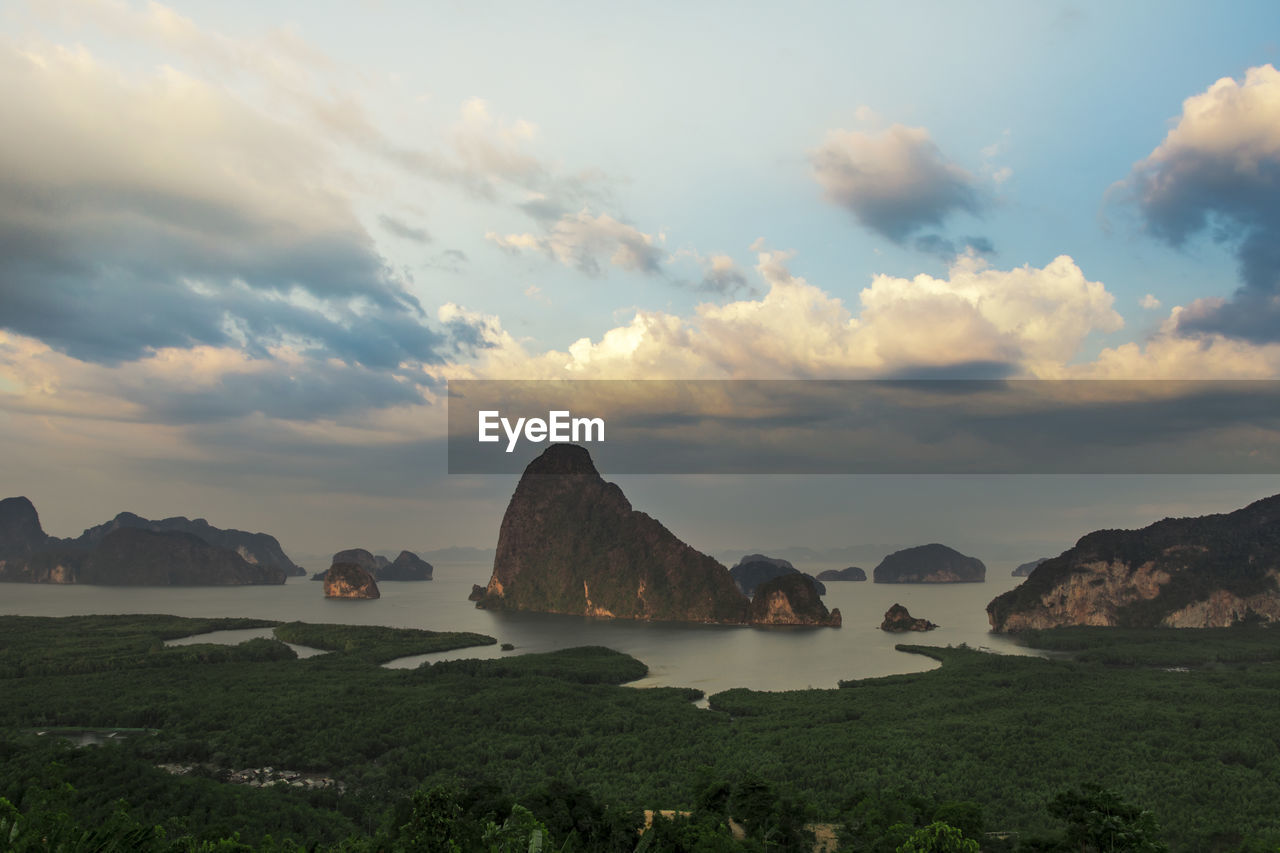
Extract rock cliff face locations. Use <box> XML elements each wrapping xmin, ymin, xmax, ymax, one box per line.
<box><xmin>0</xmin><ymin>497</ymin><xmax>286</xmax><ymax>585</ymax></box>
<box><xmin>75</xmin><ymin>512</ymin><xmax>304</xmax><ymax>576</ymax></box>
<box><xmin>880</xmin><ymin>603</ymin><xmax>937</xmax><ymax>632</ymax></box>
<box><xmin>79</xmin><ymin>528</ymin><xmax>286</xmax><ymax>585</ymax></box>
<box><xmin>324</xmin><ymin>562</ymin><xmax>381</xmax><ymax>599</ymax></box>
<box><xmin>873</xmin><ymin>544</ymin><xmax>986</xmax><ymax>583</ymax></box>
<box><xmin>0</xmin><ymin>499</ymin><xmax>76</xmax><ymax>583</ymax></box>
<box><xmin>0</xmin><ymin>497</ymin><xmax>49</xmax><ymax>563</ymax></box>
<box><xmin>476</xmin><ymin>444</ymin><xmax>750</xmax><ymax>623</ymax></box>
<box><xmin>476</xmin><ymin>444</ymin><xmax>840</xmax><ymax>626</ymax></box>
<box><xmin>816</xmin><ymin>566</ymin><xmax>867</xmax><ymax>582</ymax></box>
<box><xmin>729</xmin><ymin>558</ymin><xmax>826</xmax><ymax>596</ymax></box>
<box><xmin>988</xmin><ymin>494</ymin><xmax>1280</xmax><ymax>631</ymax></box>
<box><xmin>748</xmin><ymin>574</ymin><xmax>841</xmax><ymax>627</ymax></box>
<box><xmin>1012</xmin><ymin>558</ymin><xmax>1049</xmax><ymax>577</ymax></box>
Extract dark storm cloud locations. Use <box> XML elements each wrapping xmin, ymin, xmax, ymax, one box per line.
<box><xmin>1120</xmin><ymin>65</ymin><xmax>1280</xmax><ymax>341</ymax></box>
<box><xmin>812</xmin><ymin>124</ymin><xmax>985</xmax><ymax>244</ymax></box>
<box><xmin>0</xmin><ymin>205</ymin><xmax>449</xmax><ymax>367</ymax></box>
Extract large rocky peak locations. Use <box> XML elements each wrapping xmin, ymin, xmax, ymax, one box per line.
<box><xmin>0</xmin><ymin>496</ymin><xmax>47</xmax><ymax>560</ymax></box>
<box><xmin>873</xmin><ymin>544</ymin><xmax>986</xmax><ymax>583</ymax></box>
<box><xmin>476</xmin><ymin>444</ymin><xmax>751</xmax><ymax>623</ymax></box>
<box><xmin>988</xmin><ymin>493</ymin><xmax>1280</xmax><ymax>631</ymax></box>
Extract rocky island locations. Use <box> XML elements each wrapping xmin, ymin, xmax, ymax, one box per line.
<box><xmin>873</xmin><ymin>544</ymin><xmax>986</xmax><ymax>583</ymax></box>
<box><xmin>816</xmin><ymin>566</ymin><xmax>867</xmax><ymax>581</ymax></box>
<box><xmin>0</xmin><ymin>497</ymin><xmax>288</xmax><ymax>585</ymax></box>
<box><xmin>473</xmin><ymin>444</ymin><xmax>839</xmax><ymax>627</ymax></box>
<box><xmin>323</xmin><ymin>562</ymin><xmax>381</xmax><ymax>599</ymax></box>
<box><xmin>377</xmin><ymin>551</ymin><xmax>433</xmax><ymax>581</ymax></box>
<box><xmin>1011</xmin><ymin>557</ymin><xmax>1049</xmax><ymax>577</ymax></box>
<box><xmin>988</xmin><ymin>494</ymin><xmax>1280</xmax><ymax>631</ymax></box>
<box><xmin>729</xmin><ymin>555</ymin><xmax>826</xmax><ymax>596</ymax></box>
<box><xmin>750</xmin><ymin>574</ymin><xmax>841</xmax><ymax>626</ymax></box>
<box><xmin>880</xmin><ymin>603</ymin><xmax>937</xmax><ymax>632</ymax></box>
<box><xmin>316</xmin><ymin>548</ymin><xmax>433</xmax><ymax>582</ymax></box>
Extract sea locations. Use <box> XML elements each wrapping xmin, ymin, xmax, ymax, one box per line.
<box><xmin>0</xmin><ymin>566</ymin><xmax>1041</xmax><ymax>696</ymax></box>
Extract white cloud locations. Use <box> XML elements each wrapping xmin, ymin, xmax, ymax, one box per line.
<box><xmin>1140</xmin><ymin>294</ymin><xmax>1162</xmax><ymax>310</ymax></box>
<box><xmin>1067</xmin><ymin>309</ymin><xmax>1280</xmax><ymax>379</ymax></box>
<box><xmin>451</xmin><ymin>250</ymin><xmax>1125</xmax><ymax>379</ymax></box>
<box><xmin>486</xmin><ymin>210</ymin><xmax>663</xmax><ymax>276</ymax></box>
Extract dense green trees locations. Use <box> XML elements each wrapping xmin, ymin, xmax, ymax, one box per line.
<box><xmin>2</xmin><ymin>615</ymin><xmax>1280</xmax><ymax>849</ymax></box>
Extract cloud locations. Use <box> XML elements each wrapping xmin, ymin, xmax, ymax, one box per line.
<box><xmin>488</xmin><ymin>217</ymin><xmax>755</xmax><ymax>294</ymax></box>
<box><xmin>913</xmin><ymin>234</ymin><xmax>996</xmax><ymax>259</ymax></box>
<box><xmin>0</xmin><ymin>332</ymin><xmax>434</xmax><ymax>426</ymax></box>
<box><xmin>1140</xmin><ymin>294</ymin><xmax>1162</xmax><ymax>310</ymax></box>
<box><xmin>698</xmin><ymin>254</ymin><xmax>752</xmax><ymax>294</ymax></box>
<box><xmin>1064</xmin><ymin>308</ymin><xmax>1280</xmax><ymax>379</ymax></box>
<box><xmin>378</xmin><ymin>214</ymin><xmax>431</xmax><ymax>244</ymax></box>
<box><xmin>30</xmin><ymin>2</ymin><xmax>612</xmax><ymax>233</ymax></box>
<box><xmin>1120</xmin><ymin>64</ymin><xmax>1280</xmax><ymax>340</ymax></box>
<box><xmin>487</xmin><ymin>210</ymin><xmax>663</xmax><ymax>276</ymax></box>
<box><xmin>811</xmin><ymin>124</ymin><xmax>984</xmax><ymax>243</ymax></box>
<box><xmin>451</xmin><ymin>250</ymin><xmax>1123</xmax><ymax>380</ymax></box>
<box><xmin>0</xmin><ymin>42</ymin><xmax>469</xmax><ymax>369</ymax></box>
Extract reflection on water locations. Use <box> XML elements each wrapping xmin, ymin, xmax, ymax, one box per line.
<box><xmin>3</xmin><ymin>564</ymin><xmax>1041</xmax><ymax>695</ymax></box>
<box><xmin>30</xmin><ymin>728</ymin><xmax>157</xmax><ymax>747</ymax></box>
<box><xmin>164</xmin><ymin>627</ymin><xmax>327</xmax><ymax>658</ymax></box>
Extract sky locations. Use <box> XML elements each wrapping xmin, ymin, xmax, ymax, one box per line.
<box><xmin>3</xmin><ymin>1</ymin><xmax>1280</xmax><ymax>567</ymax></box>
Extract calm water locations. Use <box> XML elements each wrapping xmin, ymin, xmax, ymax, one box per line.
<box><xmin>1</xmin><ymin>564</ymin><xmax>1040</xmax><ymax>695</ymax></box>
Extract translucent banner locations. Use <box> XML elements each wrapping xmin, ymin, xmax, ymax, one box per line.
<box><xmin>447</xmin><ymin>379</ymin><xmax>1280</xmax><ymax>475</ymax></box>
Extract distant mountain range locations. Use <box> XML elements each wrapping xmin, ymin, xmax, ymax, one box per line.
<box><xmin>0</xmin><ymin>497</ymin><xmax>298</xmax><ymax>585</ymax></box>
